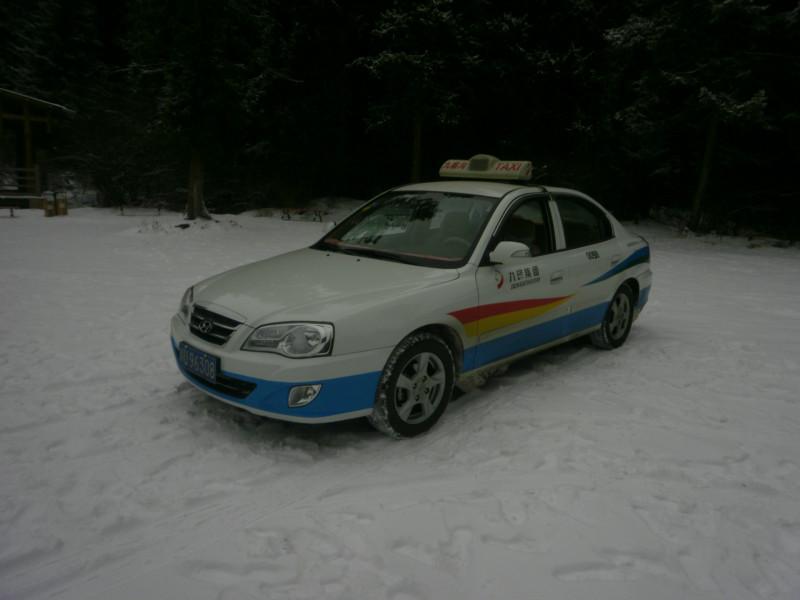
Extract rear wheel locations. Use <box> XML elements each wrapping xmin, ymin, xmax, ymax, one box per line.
<box><xmin>591</xmin><ymin>283</ymin><xmax>634</xmax><ymax>349</ymax></box>
<box><xmin>369</xmin><ymin>332</ymin><xmax>455</xmax><ymax>438</ymax></box>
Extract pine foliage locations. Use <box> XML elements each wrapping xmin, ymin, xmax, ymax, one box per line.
<box><xmin>0</xmin><ymin>0</ymin><xmax>797</xmax><ymax>235</ymax></box>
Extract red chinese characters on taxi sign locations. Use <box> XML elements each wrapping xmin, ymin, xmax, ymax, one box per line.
<box><xmin>442</xmin><ymin>160</ymin><xmax>469</xmax><ymax>170</ymax></box>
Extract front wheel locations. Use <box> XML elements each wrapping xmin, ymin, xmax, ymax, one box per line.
<box><xmin>590</xmin><ymin>283</ymin><xmax>634</xmax><ymax>349</ymax></box>
<box><xmin>369</xmin><ymin>332</ymin><xmax>455</xmax><ymax>438</ymax></box>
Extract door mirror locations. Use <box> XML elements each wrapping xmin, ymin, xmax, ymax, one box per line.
<box><xmin>489</xmin><ymin>241</ymin><xmax>530</xmax><ymax>264</ymax></box>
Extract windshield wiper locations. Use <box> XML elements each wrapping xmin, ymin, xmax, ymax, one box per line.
<box><xmin>311</xmin><ymin>240</ymin><xmax>338</xmax><ymax>252</ymax></box>
<box><xmin>338</xmin><ymin>245</ymin><xmax>419</xmax><ymax>265</ymax></box>
<box><xmin>312</xmin><ymin>241</ymin><xmax>364</xmax><ymax>257</ymax></box>
<box><xmin>313</xmin><ymin>240</ymin><xmax>419</xmax><ymax>265</ymax></box>
<box><xmin>350</xmin><ymin>247</ymin><xmax>420</xmax><ymax>265</ymax></box>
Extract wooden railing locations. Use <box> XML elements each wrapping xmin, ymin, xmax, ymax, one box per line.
<box><xmin>0</xmin><ymin>166</ymin><xmax>41</xmax><ymax>195</ymax></box>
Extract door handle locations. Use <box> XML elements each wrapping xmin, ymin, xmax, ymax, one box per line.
<box><xmin>550</xmin><ymin>271</ymin><xmax>564</xmax><ymax>283</ymax></box>
<box><xmin>610</xmin><ymin>254</ymin><xmax>622</xmax><ymax>265</ymax></box>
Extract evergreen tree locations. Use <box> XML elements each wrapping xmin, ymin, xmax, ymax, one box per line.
<box><xmin>126</xmin><ymin>0</ymin><xmax>276</xmax><ymax>218</ymax></box>
<box><xmin>1</xmin><ymin>0</ymin><xmax>797</xmax><ymax>235</ymax></box>
<box><xmin>603</xmin><ymin>0</ymin><xmax>790</xmax><ymax>230</ymax></box>
<box><xmin>353</xmin><ymin>0</ymin><xmax>481</xmax><ymax>181</ymax></box>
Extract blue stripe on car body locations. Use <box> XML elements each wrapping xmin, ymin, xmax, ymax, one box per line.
<box><xmin>172</xmin><ymin>339</ymin><xmax>381</xmax><ymax>419</ymax></box>
<box><xmin>463</xmin><ymin>301</ymin><xmax>610</xmax><ymax>370</ymax></box>
<box><xmin>586</xmin><ymin>246</ymin><xmax>651</xmax><ymax>286</ymax></box>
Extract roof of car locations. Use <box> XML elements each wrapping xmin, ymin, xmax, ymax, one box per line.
<box><xmin>395</xmin><ymin>180</ymin><xmax>594</xmax><ymax>202</ymax></box>
<box><xmin>395</xmin><ymin>180</ymin><xmax>532</xmax><ymax>198</ymax></box>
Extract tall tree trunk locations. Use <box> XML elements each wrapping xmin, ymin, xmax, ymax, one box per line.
<box><xmin>186</xmin><ymin>150</ymin><xmax>211</xmax><ymax>220</ymax></box>
<box><xmin>410</xmin><ymin>113</ymin><xmax>422</xmax><ymax>183</ymax></box>
<box><xmin>690</xmin><ymin>113</ymin><xmax>719</xmax><ymax>231</ymax></box>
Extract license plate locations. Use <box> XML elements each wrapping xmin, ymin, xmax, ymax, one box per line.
<box><xmin>179</xmin><ymin>342</ymin><xmax>220</xmax><ymax>383</ymax></box>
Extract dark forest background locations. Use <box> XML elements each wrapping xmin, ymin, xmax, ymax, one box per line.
<box><xmin>1</xmin><ymin>0</ymin><xmax>798</xmax><ymax>236</ymax></box>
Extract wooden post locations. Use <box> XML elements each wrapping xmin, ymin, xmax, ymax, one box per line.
<box><xmin>186</xmin><ymin>150</ymin><xmax>210</xmax><ymax>219</ymax></box>
<box><xmin>690</xmin><ymin>113</ymin><xmax>719</xmax><ymax>231</ymax></box>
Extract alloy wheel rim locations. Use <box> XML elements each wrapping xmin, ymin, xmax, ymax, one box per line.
<box><xmin>393</xmin><ymin>352</ymin><xmax>446</xmax><ymax>424</ymax></box>
<box><xmin>608</xmin><ymin>293</ymin><xmax>631</xmax><ymax>340</ymax></box>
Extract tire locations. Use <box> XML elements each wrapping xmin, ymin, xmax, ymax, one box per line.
<box><xmin>590</xmin><ymin>283</ymin><xmax>634</xmax><ymax>350</ymax></box>
<box><xmin>369</xmin><ymin>332</ymin><xmax>455</xmax><ymax>438</ymax></box>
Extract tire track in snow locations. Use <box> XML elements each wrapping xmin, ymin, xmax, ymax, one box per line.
<box><xmin>56</xmin><ymin>368</ymin><xmax>521</xmax><ymax>599</ymax></box>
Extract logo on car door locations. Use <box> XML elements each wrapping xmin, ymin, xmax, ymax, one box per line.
<box><xmin>508</xmin><ymin>265</ymin><xmax>541</xmax><ymax>289</ymax></box>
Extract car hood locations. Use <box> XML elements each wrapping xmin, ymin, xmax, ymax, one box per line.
<box><xmin>192</xmin><ymin>248</ymin><xmax>460</xmax><ymax>325</ymax></box>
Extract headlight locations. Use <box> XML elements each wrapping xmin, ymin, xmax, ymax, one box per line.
<box><xmin>242</xmin><ymin>323</ymin><xmax>334</xmax><ymax>357</ymax></box>
<box><xmin>179</xmin><ymin>287</ymin><xmax>193</xmax><ymax>319</ymax></box>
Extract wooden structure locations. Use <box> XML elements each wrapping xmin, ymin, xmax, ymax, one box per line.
<box><xmin>0</xmin><ymin>88</ymin><xmax>73</xmax><ymax>207</ymax></box>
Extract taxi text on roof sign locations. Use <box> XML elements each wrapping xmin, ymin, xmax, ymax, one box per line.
<box><xmin>439</xmin><ymin>154</ymin><xmax>533</xmax><ymax>182</ymax></box>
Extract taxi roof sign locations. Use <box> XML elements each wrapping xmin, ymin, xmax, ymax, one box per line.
<box><xmin>439</xmin><ymin>154</ymin><xmax>533</xmax><ymax>181</ymax></box>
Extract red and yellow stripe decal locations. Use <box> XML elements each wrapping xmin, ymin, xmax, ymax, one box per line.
<box><xmin>450</xmin><ymin>296</ymin><xmax>571</xmax><ymax>337</ymax></box>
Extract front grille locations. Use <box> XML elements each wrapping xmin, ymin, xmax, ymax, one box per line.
<box><xmin>190</xmin><ymin>305</ymin><xmax>242</xmax><ymax>345</ymax></box>
<box><xmin>186</xmin><ymin>370</ymin><xmax>257</xmax><ymax>400</ymax></box>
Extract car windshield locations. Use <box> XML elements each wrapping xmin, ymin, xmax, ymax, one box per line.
<box><xmin>313</xmin><ymin>191</ymin><xmax>500</xmax><ymax>268</ymax></box>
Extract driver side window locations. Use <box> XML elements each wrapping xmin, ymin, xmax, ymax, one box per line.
<box><xmin>496</xmin><ymin>196</ymin><xmax>553</xmax><ymax>256</ymax></box>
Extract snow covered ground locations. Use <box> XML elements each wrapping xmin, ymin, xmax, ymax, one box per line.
<box><xmin>1</xmin><ymin>208</ymin><xmax>799</xmax><ymax>600</ymax></box>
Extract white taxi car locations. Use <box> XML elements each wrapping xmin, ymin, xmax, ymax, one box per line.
<box><xmin>171</xmin><ymin>155</ymin><xmax>652</xmax><ymax>437</ymax></box>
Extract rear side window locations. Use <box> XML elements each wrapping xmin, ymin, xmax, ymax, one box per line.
<box><xmin>555</xmin><ymin>195</ymin><xmax>613</xmax><ymax>249</ymax></box>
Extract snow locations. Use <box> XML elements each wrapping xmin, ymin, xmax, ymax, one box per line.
<box><xmin>1</xmin><ymin>208</ymin><xmax>799</xmax><ymax>600</ymax></box>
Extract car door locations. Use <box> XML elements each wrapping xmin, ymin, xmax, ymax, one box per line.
<box><xmin>549</xmin><ymin>193</ymin><xmax>622</xmax><ymax>335</ymax></box>
<box><xmin>468</xmin><ymin>194</ymin><xmax>578</xmax><ymax>369</ymax></box>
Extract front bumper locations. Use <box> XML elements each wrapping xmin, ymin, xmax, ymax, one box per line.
<box><xmin>171</xmin><ymin>314</ymin><xmax>390</xmax><ymax>423</ymax></box>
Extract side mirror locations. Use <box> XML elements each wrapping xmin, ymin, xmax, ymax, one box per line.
<box><xmin>489</xmin><ymin>241</ymin><xmax>530</xmax><ymax>264</ymax></box>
